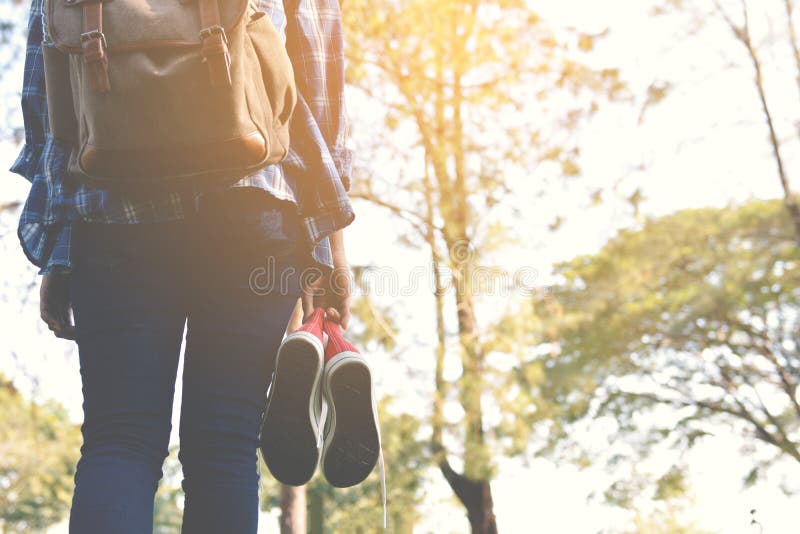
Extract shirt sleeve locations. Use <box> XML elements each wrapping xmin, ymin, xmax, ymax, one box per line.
<box><xmin>17</xmin><ymin>219</ymin><xmax>73</xmax><ymax>275</ymax></box>
<box><xmin>40</xmin><ymin>222</ymin><xmax>73</xmax><ymax>274</ymax></box>
<box><xmin>283</xmin><ymin>0</ymin><xmax>353</xmax><ymax>191</ymax></box>
<box><xmin>11</xmin><ymin>0</ymin><xmax>73</xmax><ymax>275</ymax></box>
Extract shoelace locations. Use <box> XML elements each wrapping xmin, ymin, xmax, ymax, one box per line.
<box><xmin>379</xmin><ymin>448</ymin><xmax>387</xmax><ymax>529</ymax></box>
<box><xmin>316</xmin><ymin>399</ymin><xmax>328</xmax><ymax>448</ymax></box>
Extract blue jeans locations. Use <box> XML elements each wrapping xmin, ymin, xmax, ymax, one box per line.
<box><xmin>67</xmin><ymin>204</ymin><xmax>308</xmax><ymax>533</ymax></box>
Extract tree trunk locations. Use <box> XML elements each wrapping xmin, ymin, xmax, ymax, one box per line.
<box><xmin>308</xmin><ymin>490</ymin><xmax>324</xmax><ymax>534</ymax></box>
<box><xmin>783</xmin><ymin>0</ymin><xmax>800</xmax><ymax>95</ymax></box>
<box><xmin>279</xmin><ymin>485</ymin><xmax>306</xmax><ymax>534</ymax></box>
<box><xmin>424</xmin><ymin>18</ymin><xmax>498</xmax><ymax>523</ymax></box>
<box><xmin>440</xmin><ymin>460</ymin><xmax>498</xmax><ymax>534</ymax></box>
<box><xmin>424</xmin><ymin>153</ymin><xmax>448</xmax><ymax>461</ymax></box>
<box><xmin>732</xmin><ymin>4</ymin><xmax>800</xmax><ymax>241</ymax></box>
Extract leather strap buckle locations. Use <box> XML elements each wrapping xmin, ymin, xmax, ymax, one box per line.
<box><xmin>199</xmin><ymin>25</ymin><xmax>227</xmax><ymax>44</ymax></box>
<box><xmin>80</xmin><ymin>29</ymin><xmax>107</xmax><ymax>49</ymax></box>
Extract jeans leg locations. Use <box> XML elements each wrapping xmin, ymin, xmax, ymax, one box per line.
<box><xmin>68</xmin><ymin>222</ymin><xmax>188</xmax><ymax>534</ymax></box>
<box><xmin>179</xmin><ymin>253</ymin><xmax>301</xmax><ymax>534</ymax></box>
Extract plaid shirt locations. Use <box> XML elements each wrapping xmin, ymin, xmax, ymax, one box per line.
<box><xmin>10</xmin><ymin>0</ymin><xmax>354</xmax><ymax>274</ymax></box>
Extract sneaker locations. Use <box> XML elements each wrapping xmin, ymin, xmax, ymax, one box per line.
<box><xmin>320</xmin><ymin>319</ymin><xmax>381</xmax><ymax>488</ymax></box>
<box><xmin>259</xmin><ymin>307</ymin><xmax>327</xmax><ymax>486</ymax></box>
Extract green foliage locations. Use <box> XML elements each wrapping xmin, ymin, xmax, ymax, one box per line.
<box><xmin>347</xmin><ymin>290</ymin><xmax>398</xmax><ymax>353</ymax></box>
<box><xmin>344</xmin><ymin>0</ymin><xmax>625</xmax><ymax>219</ymax></box>
<box><xmin>624</xmin><ymin>502</ymin><xmax>715</xmax><ymax>534</ymax></box>
<box><xmin>654</xmin><ymin>466</ymin><xmax>687</xmax><ymax>501</ymax></box>
<box><xmin>0</xmin><ymin>376</ymin><xmax>81</xmax><ymax>533</ymax></box>
<box><xmin>514</xmin><ymin>199</ymin><xmax>800</xmax><ymax>481</ymax></box>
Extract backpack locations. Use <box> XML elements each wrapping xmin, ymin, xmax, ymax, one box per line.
<box><xmin>42</xmin><ymin>0</ymin><xmax>297</xmax><ymax>192</ymax></box>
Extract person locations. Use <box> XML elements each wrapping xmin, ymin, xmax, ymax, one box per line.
<box><xmin>11</xmin><ymin>0</ymin><xmax>355</xmax><ymax>532</ymax></box>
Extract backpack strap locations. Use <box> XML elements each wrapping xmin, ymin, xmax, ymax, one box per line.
<box><xmin>198</xmin><ymin>0</ymin><xmax>232</xmax><ymax>87</ymax></box>
<box><xmin>80</xmin><ymin>1</ymin><xmax>110</xmax><ymax>93</ymax></box>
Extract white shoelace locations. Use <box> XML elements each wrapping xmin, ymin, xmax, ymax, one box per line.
<box><xmin>379</xmin><ymin>448</ymin><xmax>387</xmax><ymax>529</ymax></box>
<box><xmin>316</xmin><ymin>400</ymin><xmax>328</xmax><ymax>448</ymax></box>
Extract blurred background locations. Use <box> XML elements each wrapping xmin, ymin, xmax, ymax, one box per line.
<box><xmin>2</xmin><ymin>0</ymin><xmax>800</xmax><ymax>532</ymax></box>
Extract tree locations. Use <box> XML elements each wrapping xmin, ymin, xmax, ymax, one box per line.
<box><xmin>708</xmin><ymin>0</ymin><xmax>800</xmax><ymax>240</ymax></box>
<box><xmin>278</xmin><ymin>484</ymin><xmax>306</xmax><ymax>534</ymax></box>
<box><xmin>0</xmin><ymin>374</ymin><xmax>81</xmax><ymax>533</ymax></box>
<box><xmin>342</xmin><ymin>0</ymin><xmax>623</xmax><ymax>529</ymax></box>
<box><xmin>654</xmin><ymin>0</ymin><xmax>800</xmax><ymax>240</ymax></box>
<box><xmin>519</xmin><ymin>200</ymin><xmax>800</xmax><ymax>493</ymax></box>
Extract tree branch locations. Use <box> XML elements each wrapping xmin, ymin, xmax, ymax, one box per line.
<box><xmin>783</xmin><ymin>0</ymin><xmax>800</xmax><ymax>95</ymax></box>
<box><xmin>348</xmin><ymin>190</ymin><xmax>441</xmax><ymax>238</ymax></box>
<box><xmin>716</xmin><ymin>0</ymin><xmax>800</xmax><ymax>240</ymax></box>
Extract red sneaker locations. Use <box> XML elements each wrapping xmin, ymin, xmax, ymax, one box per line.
<box><xmin>320</xmin><ymin>319</ymin><xmax>382</xmax><ymax>490</ymax></box>
<box><xmin>259</xmin><ymin>307</ymin><xmax>327</xmax><ymax>486</ymax></box>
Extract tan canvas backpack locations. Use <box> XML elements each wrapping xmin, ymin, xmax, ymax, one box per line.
<box><xmin>42</xmin><ymin>0</ymin><xmax>297</xmax><ymax>192</ymax></box>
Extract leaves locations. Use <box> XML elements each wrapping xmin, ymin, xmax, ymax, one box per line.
<box><xmin>0</xmin><ymin>375</ymin><xmax>81</xmax><ymax>532</ymax></box>
<box><xmin>654</xmin><ymin>466</ymin><xmax>687</xmax><ymax>501</ymax></box>
<box><xmin>528</xmin><ymin>199</ymin><xmax>800</xmax><ymax>482</ymax></box>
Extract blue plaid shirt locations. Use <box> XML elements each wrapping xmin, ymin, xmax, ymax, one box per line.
<box><xmin>11</xmin><ymin>0</ymin><xmax>354</xmax><ymax>274</ymax></box>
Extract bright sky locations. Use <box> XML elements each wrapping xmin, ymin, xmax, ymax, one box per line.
<box><xmin>2</xmin><ymin>0</ymin><xmax>800</xmax><ymax>532</ymax></box>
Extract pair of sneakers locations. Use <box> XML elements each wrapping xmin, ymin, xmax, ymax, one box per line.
<box><xmin>259</xmin><ymin>307</ymin><xmax>382</xmax><ymax>489</ymax></box>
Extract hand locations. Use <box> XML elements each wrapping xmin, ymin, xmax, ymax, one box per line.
<box><xmin>301</xmin><ymin>263</ymin><xmax>352</xmax><ymax>329</ymax></box>
<box><xmin>40</xmin><ymin>273</ymin><xmax>75</xmax><ymax>340</ymax></box>
<box><xmin>301</xmin><ymin>230</ymin><xmax>351</xmax><ymax>328</ymax></box>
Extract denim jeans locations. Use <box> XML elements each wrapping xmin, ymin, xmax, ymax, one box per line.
<box><xmin>67</xmin><ymin>202</ymin><xmax>309</xmax><ymax>534</ymax></box>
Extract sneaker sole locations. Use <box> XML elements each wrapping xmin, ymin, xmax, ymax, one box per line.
<box><xmin>322</xmin><ymin>354</ymin><xmax>380</xmax><ymax>488</ymax></box>
<box><xmin>260</xmin><ymin>332</ymin><xmax>323</xmax><ymax>486</ymax></box>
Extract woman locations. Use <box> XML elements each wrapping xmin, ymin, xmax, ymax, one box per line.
<box><xmin>12</xmin><ymin>0</ymin><xmax>354</xmax><ymax>532</ymax></box>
